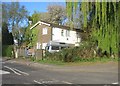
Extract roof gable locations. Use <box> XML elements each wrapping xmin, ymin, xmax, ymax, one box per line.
<box><xmin>30</xmin><ymin>21</ymin><xmax>50</xmax><ymax>30</ymax></box>
<box><xmin>30</xmin><ymin>21</ymin><xmax>84</xmax><ymax>32</ymax></box>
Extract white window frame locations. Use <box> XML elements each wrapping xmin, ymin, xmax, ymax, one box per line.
<box><xmin>42</xmin><ymin>27</ymin><xmax>48</xmax><ymax>35</ymax></box>
<box><xmin>61</xmin><ymin>30</ymin><xmax>64</xmax><ymax>36</ymax></box>
<box><xmin>36</xmin><ymin>42</ymin><xmax>41</xmax><ymax>49</ymax></box>
<box><xmin>42</xmin><ymin>43</ymin><xmax>47</xmax><ymax>49</ymax></box>
<box><xmin>66</xmin><ymin>30</ymin><xmax>70</xmax><ymax>37</ymax></box>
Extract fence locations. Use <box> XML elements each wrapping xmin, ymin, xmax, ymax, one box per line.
<box><xmin>18</xmin><ymin>47</ymin><xmax>43</xmax><ymax>60</ymax></box>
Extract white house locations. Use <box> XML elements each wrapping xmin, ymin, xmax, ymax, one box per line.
<box><xmin>30</xmin><ymin>21</ymin><xmax>83</xmax><ymax>50</ymax></box>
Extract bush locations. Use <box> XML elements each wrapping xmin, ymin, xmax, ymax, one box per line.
<box><xmin>2</xmin><ymin>45</ymin><xmax>13</xmax><ymax>57</ymax></box>
<box><xmin>44</xmin><ymin>41</ymin><xmax>96</xmax><ymax>62</ymax></box>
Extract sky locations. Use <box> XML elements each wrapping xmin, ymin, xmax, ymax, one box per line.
<box><xmin>2</xmin><ymin>1</ymin><xmax>66</xmax><ymax>31</ymax></box>
<box><xmin>20</xmin><ymin>2</ymin><xmax>66</xmax><ymax>16</ymax></box>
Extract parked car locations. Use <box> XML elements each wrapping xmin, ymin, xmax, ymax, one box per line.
<box><xmin>45</xmin><ymin>41</ymin><xmax>69</xmax><ymax>53</ymax></box>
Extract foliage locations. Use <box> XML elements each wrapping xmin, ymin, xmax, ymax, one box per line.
<box><xmin>66</xmin><ymin>1</ymin><xmax>119</xmax><ymax>57</ymax></box>
<box><xmin>44</xmin><ymin>39</ymin><xmax>118</xmax><ymax>62</ymax></box>
<box><xmin>28</xmin><ymin>11</ymin><xmax>41</xmax><ymax>24</ymax></box>
<box><xmin>28</xmin><ymin>4</ymin><xmax>66</xmax><ymax>25</ymax></box>
<box><xmin>2</xmin><ymin>22</ymin><xmax>14</xmax><ymax>45</ymax></box>
<box><xmin>2</xmin><ymin>45</ymin><xmax>14</xmax><ymax>57</ymax></box>
<box><xmin>24</xmin><ymin>24</ymin><xmax>39</xmax><ymax>47</ymax></box>
<box><xmin>44</xmin><ymin>41</ymin><xmax>96</xmax><ymax>62</ymax></box>
<box><xmin>24</xmin><ymin>25</ymin><xmax>32</xmax><ymax>45</ymax></box>
<box><xmin>2</xmin><ymin>2</ymin><xmax>28</xmax><ymax>39</ymax></box>
<box><xmin>30</xmin><ymin>27</ymin><xmax>39</xmax><ymax>46</ymax></box>
<box><xmin>47</xmin><ymin>4</ymin><xmax>66</xmax><ymax>24</ymax></box>
<box><xmin>66</xmin><ymin>2</ymin><xmax>83</xmax><ymax>29</ymax></box>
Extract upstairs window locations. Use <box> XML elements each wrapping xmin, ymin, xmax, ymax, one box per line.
<box><xmin>66</xmin><ymin>30</ymin><xmax>70</xmax><ymax>37</ymax></box>
<box><xmin>43</xmin><ymin>27</ymin><xmax>48</xmax><ymax>35</ymax></box>
<box><xmin>61</xmin><ymin>30</ymin><xmax>64</xmax><ymax>36</ymax></box>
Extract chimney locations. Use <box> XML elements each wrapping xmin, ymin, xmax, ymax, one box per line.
<box><xmin>29</xmin><ymin>21</ymin><xmax>32</xmax><ymax>25</ymax></box>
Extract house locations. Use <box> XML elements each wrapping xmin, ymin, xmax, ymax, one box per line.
<box><xmin>29</xmin><ymin>21</ymin><xmax>83</xmax><ymax>58</ymax></box>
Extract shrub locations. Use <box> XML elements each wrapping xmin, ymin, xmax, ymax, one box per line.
<box><xmin>2</xmin><ymin>45</ymin><xmax>14</xmax><ymax>57</ymax></box>
<box><xmin>44</xmin><ymin>41</ymin><xmax>97</xmax><ymax>62</ymax></box>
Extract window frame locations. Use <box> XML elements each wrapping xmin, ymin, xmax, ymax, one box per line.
<box><xmin>61</xmin><ymin>30</ymin><xmax>64</xmax><ymax>36</ymax></box>
<box><xmin>66</xmin><ymin>30</ymin><xmax>70</xmax><ymax>37</ymax></box>
<box><xmin>42</xmin><ymin>27</ymin><xmax>48</xmax><ymax>35</ymax></box>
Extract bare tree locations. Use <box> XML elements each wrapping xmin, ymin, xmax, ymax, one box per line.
<box><xmin>47</xmin><ymin>4</ymin><xmax>66</xmax><ymax>25</ymax></box>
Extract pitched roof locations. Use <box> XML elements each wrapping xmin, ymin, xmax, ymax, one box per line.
<box><xmin>30</xmin><ymin>21</ymin><xmax>50</xmax><ymax>30</ymax></box>
<box><xmin>30</xmin><ymin>21</ymin><xmax>84</xmax><ymax>32</ymax></box>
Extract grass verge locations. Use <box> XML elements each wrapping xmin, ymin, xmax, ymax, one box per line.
<box><xmin>30</xmin><ymin>57</ymin><xmax>119</xmax><ymax>66</ymax></box>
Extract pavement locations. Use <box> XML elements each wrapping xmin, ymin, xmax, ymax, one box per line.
<box><xmin>1</xmin><ymin>57</ymin><xmax>119</xmax><ymax>85</ymax></box>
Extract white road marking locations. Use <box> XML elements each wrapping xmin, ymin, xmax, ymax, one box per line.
<box><xmin>33</xmin><ymin>80</ymin><xmax>42</xmax><ymax>84</ymax></box>
<box><xmin>0</xmin><ymin>70</ymin><xmax>10</xmax><ymax>75</ymax></box>
<box><xmin>33</xmin><ymin>80</ymin><xmax>47</xmax><ymax>86</ymax></box>
<box><xmin>12</xmin><ymin>67</ymin><xmax>29</xmax><ymax>76</ymax></box>
<box><xmin>41</xmin><ymin>80</ymin><xmax>54</xmax><ymax>84</ymax></box>
<box><xmin>112</xmin><ymin>82</ymin><xmax>119</xmax><ymax>84</ymax></box>
<box><xmin>62</xmin><ymin>81</ymin><xmax>73</xmax><ymax>84</ymax></box>
<box><xmin>4</xmin><ymin>66</ymin><xmax>21</xmax><ymax>75</ymax></box>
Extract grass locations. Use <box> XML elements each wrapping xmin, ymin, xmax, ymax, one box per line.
<box><xmin>36</xmin><ymin>59</ymin><xmax>66</xmax><ymax>65</ymax></box>
<box><xmin>29</xmin><ymin>57</ymin><xmax>119</xmax><ymax>66</ymax></box>
<box><xmin>5</xmin><ymin>55</ymin><xmax>118</xmax><ymax>66</ymax></box>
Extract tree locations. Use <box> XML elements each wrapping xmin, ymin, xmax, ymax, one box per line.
<box><xmin>27</xmin><ymin>4</ymin><xmax>66</xmax><ymax>26</ymax></box>
<box><xmin>2</xmin><ymin>2</ymin><xmax>28</xmax><ymax>58</ymax></box>
<box><xmin>66</xmin><ymin>1</ymin><xmax>119</xmax><ymax>57</ymax></box>
<box><xmin>65</xmin><ymin>2</ymin><xmax>83</xmax><ymax>29</ymax></box>
<box><xmin>47</xmin><ymin>4</ymin><xmax>66</xmax><ymax>25</ymax></box>
<box><xmin>2</xmin><ymin>22</ymin><xmax>13</xmax><ymax>45</ymax></box>
<box><xmin>2</xmin><ymin>2</ymin><xmax>28</xmax><ymax>37</ymax></box>
<box><xmin>30</xmin><ymin>11</ymin><xmax>41</xmax><ymax>24</ymax></box>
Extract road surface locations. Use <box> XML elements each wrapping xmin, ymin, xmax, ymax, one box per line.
<box><xmin>1</xmin><ymin>58</ymin><xmax>119</xmax><ymax>85</ymax></box>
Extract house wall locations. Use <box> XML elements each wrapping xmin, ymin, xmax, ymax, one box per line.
<box><xmin>52</xmin><ymin>27</ymin><xmax>81</xmax><ymax>45</ymax></box>
<box><xmin>32</xmin><ymin>24</ymin><xmax>81</xmax><ymax>50</ymax></box>
<box><xmin>35</xmin><ymin>24</ymin><xmax>52</xmax><ymax>50</ymax></box>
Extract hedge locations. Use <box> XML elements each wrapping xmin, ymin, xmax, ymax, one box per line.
<box><xmin>2</xmin><ymin>45</ymin><xmax>13</xmax><ymax>57</ymax></box>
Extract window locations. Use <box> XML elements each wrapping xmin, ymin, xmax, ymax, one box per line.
<box><xmin>61</xmin><ymin>30</ymin><xmax>64</xmax><ymax>36</ymax></box>
<box><xmin>66</xmin><ymin>30</ymin><xmax>70</xmax><ymax>37</ymax></box>
<box><xmin>42</xmin><ymin>43</ymin><xmax>47</xmax><ymax>49</ymax></box>
<box><xmin>43</xmin><ymin>28</ymin><xmax>48</xmax><ymax>35</ymax></box>
<box><xmin>36</xmin><ymin>43</ymin><xmax>41</xmax><ymax>49</ymax></box>
<box><xmin>51</xmin><ymin>46</ymin><xmax>59</xmax><ymax>50</ymax></box>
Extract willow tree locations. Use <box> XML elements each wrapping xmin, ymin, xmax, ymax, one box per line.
<box><xmin>66</xmin><ymin>1</ymin><xmax>119</xmax><ymax>57</ymax></box>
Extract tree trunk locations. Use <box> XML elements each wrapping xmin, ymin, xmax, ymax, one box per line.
<box><xmin>14</xmin><ymin>46</ymin><xmax>18</xmax><ymax>58</ymax></box>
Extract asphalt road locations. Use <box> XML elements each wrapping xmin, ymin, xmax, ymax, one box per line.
<box><xmin>1</xmin><ymin>58</ymin><xmax>119</xmax><ymax>85</ymax></box>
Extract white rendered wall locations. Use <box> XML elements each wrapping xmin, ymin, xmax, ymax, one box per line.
<box><xmin>52</xmin><ymin>27</ymin><xmax>81</xmax><ymax>45</ymax></box>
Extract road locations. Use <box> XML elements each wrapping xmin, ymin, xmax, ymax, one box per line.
<box><xmin>1</xmin><ymin>58</ymin><xmax>119</xmax><ymax>85</ymax></box>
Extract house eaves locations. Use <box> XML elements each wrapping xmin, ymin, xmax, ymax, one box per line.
<box><xmin>30</xmin><ymin>20</ymin><xmax>84</xmax><ymax>32</ymax></box>
<box><xmin>30</xmin><ymin>21</ymin><xmax>50</xmax><ymax>30</ymax></box>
